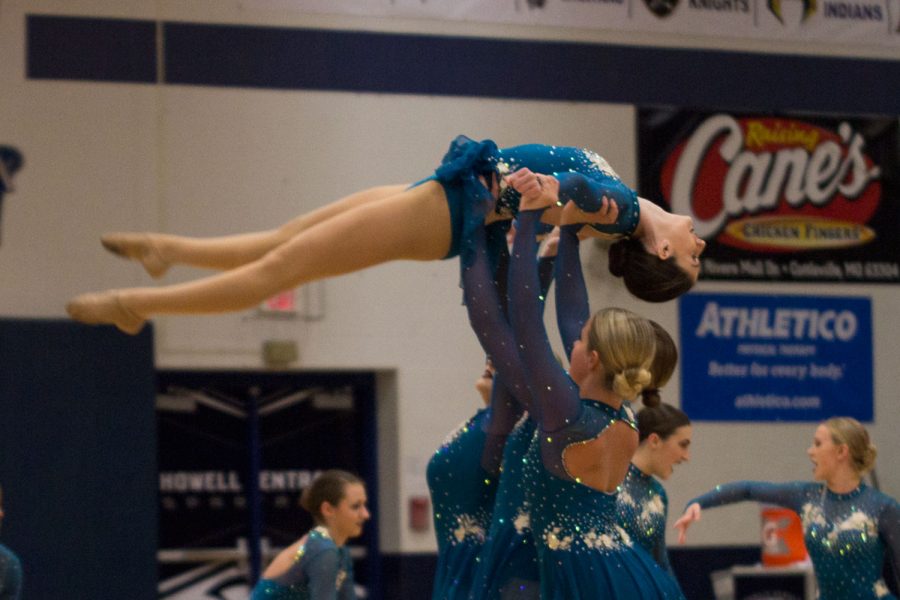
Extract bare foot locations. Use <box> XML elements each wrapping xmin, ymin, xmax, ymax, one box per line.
<box><xmin>66</xmin><ymin>291</ymin><xmax>146</xmax><ymax>335</ymax></box>
<box><xmin>101</xmin><ymin>233</ymin><xmax>169</xmax><ymax>279</ymax></box>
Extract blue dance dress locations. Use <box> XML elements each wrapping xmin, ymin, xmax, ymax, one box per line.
<box><xmin>426</xmin><ymin>135</ymin><xmax>640</xmax><ymax>263</ymax></box>
<box><xmin>250</xmin><ymin>527</ymin><xmax>355</xmax><ymax>600</ymax></box>
<box><xmin>687</xmin><ymin>481</ymin><xmax>900</xmax><ymax>600</ymax></box>
<box><xmin>427</xmin><ymin>408</ymin><xmax>502</xmax><ymax>600</ymax></box>
<box><xmin>0</xmin><ymin>544</ymin><xmax>22</xmax><ymax>600</ymax></box>
<box><xmin>617</xmin><ymin>463</ymin><xmax>682</xmax><ymax>591</ymax></box>
<box><xmin>465</xmin><ymin>224</ymin><xmax>591</xmax><ymax>600</ymax></box>
<box><xmin>506</xmin><ymin>210</ymin><xmax>685</xmax><ymax>600</ymax></box>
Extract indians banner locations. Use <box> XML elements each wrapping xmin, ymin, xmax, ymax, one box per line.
<box><xmin>639</xmin><ymin>110</ymin><xmax>900</xmax><ymax>283</ymax></box>
<box><xmin>247</xmin><ymin>0</ymin><xmax>900</xmax><ymax>48</ymax></box>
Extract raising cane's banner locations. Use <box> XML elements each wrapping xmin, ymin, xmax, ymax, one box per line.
<box><xmin>638</xmin><ymin>109</ymin><xmax>900</xmax><ymax>282</ymax></box>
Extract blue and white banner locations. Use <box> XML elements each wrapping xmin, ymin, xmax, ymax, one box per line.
<box><xmin>679</xmin><ymin>292</ymin><xmax>873</xmax><ymax>422</ymax></box>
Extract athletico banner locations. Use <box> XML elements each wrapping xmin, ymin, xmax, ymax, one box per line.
<box><xmin>639</xmin><ymin>110</ymin><xmax>900</xmax><ymax>282</ymax></box>
<box><xmin>679</xmin><ymin>292</ymin><xmax>873</xmax><ymax>422</ymax></box>
<box><xmin>247</xmin><ymin>0</ymin><xmax>900</xmax><ymax>49</ymax></box>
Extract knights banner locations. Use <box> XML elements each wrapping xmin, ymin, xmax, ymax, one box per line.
<box><xmin>246</xmin><ymin>0</ymin><xmax>900</xmax><ymax>48</ymax></box>
<box><xmin>638</xmin><ymin>109</ymin><xmax>900</xmax><ymax>283</ymax></box>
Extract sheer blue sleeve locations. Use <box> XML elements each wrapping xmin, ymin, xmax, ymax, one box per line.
<box><xmin>462</xmin><ymin>223</ymin><xmax>533</xmax><ymax>414</ymax></box>
<box><xmin>509</xmin><ymin>210</ymin><xmax>581</xmax><ymax>433</ymax></box>
<box><xmin>686</xmin><ymin>481</ymin><xmax>809</xmax><ymax>514</ymax></box>
<box><xmin>481</xmin><ymin>373</ymin><xmax>525</xmax><ymax>475</ymax></box>
<box><xmin>555</xmin><ymin>171</ymin><xmax>639</xmax><ymax>236</ymax></box>
<box><xmin>878</xmin><ymin>496</ymin><xmax>900</xmax><ymax>594</ymax></box>
<box><xmin>653</xmin><ymin>488</ymin><xmax>678</xmax><ymax>585</ymax></box>
<box><xmin>554</xmin><ymin>225</ymin><xmax>589</xmax><ymax>359</ymax></box>
<box><xmin>306</xmin><ymin>547</ymin><xmax>343</xmax><ymax>600</ymax></box>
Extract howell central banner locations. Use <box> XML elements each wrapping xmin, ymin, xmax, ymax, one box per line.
<box><xmin>639</xmin><ymin>109</ymin><xmax>900</xmax><ymax>282</ymax></box>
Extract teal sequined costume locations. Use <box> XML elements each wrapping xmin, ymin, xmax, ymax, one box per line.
<box><xmin>687</xmin><ymin>481</ymin><xmax>900</xmax><ymax>599</ymax></box>
<box><xmin>506</xmin><ymin>211</ymin><xmax>685</xmax><ymax>599</ymax></box>
<box><xmin>250</xmin><ymin>527</ymin><xmax>355</xmax><ymax>600</ymax></box>
<box><xmin>427</xmin><ymin>409</ymin><xmax>500</xmax><ymax>600</ymax></box>
<box><xmin>0</xmin><ymin>544</ymin><xmax>22</xmax><ymax>600</ymax></box>
<box><xmin>617</xmin><ymin>463</ymin><xmax>682</xmax><ymax>593</ymax></box>
<box><xmin>423</xmin><ymin>136</ymin><xmax>640</xmax><ymax>263</ymax></box>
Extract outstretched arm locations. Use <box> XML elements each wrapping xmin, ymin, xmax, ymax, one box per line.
<box><xmin>507</xmin><ymin>170</ymin><xmax>580</xmax><ymax>433</ymax></box>
<box><xmin>554</xmin><ymin>225</ymin><xmax>589</xmax><ymax>359</ymax></box>
<box><xmin>674</xmin><ymin>481</ymin><xmax>808</xmax><ymax>544</ymax></box>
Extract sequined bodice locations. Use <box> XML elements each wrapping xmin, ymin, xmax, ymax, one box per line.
<box><xmin>690</xmin><ymin>482</ymin><xmax>900</xmax><ymax>600</ymax></box>
<box><xmin>525</xmin><ymin>400</ymin><xmax>638</xmax><ymax>554</ymax></box>
<box><xmin>427</xmin><ymin>409</ymin><xmax>498</xmax><ymax>551</ymax></box>
<box><xmin>618</xmin><ymin>464</ymin><xmax>672</xmax><ymax>573</ymax></box>
<box><xmin>490</xmin><ymin>416</ymin><xmax>538</xmax><ymax>537</ymax></box>
<box><xmin>250</xmin><ymin>527</ymin><xmax>354</xmax><ymax>600</ymax></box>
<box><xmin>495</xmin><ymin>143</ymin><xmax>640</xmax><ymax>238</ymax></box>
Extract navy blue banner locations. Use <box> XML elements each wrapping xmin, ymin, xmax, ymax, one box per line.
<box><xmin>679</xmin><ymin>293</ymin><xmax>872</xmax><ymax>422</ymax></box>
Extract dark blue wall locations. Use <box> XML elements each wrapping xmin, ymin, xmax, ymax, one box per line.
<box><xmin>26</xmin><ymin>14</ymin><xmax>900</xmax><ymax>116</ymax></box>
<box><xmin>0</xmin><ymin>319</ymin><xmax>157</xmax><ymax>600</ymax></box>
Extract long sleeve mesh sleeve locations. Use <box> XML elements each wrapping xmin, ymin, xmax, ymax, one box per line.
<box><xmin>686</xmin><ymin>481</ymin><xmax>809</xmax><ymax>514</ymax></box>
<box><xmin>462</xmin><ymin>223</ymin><xmax>533</xmax><ymax>411</ymax></box>
<box><xmin>554</xmin><ymin>225</ymin><xmax>589</xmax><ymax>359</ymax></box>
<box><xmin>509</xmin><ymin>210</ymin><xmax>581</xmax><ymax>433</ymax></box>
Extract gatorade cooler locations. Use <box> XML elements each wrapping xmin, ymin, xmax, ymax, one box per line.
<box><xmin>760</xmin><ymin>506</ymin><xmax>809</xmax><ymax>566</ymax></box>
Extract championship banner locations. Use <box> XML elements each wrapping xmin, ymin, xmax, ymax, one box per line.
<box><xmin>246</xmin><ymin>0</ymin><xmax>900</xmax><ymax>48</ymax></box>
<box><xmin>679</xmin><ymin>292</ymin><xmax>873</xmax><ymax>422</ymax></box>
<box><xmin>639</xmin><ymin>110</ymin><xmax>900</xmax><ymax>282</ymax></box>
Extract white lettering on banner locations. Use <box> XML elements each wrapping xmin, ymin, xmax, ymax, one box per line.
<box><xmin>260</xmin><ymin>470</ymin><xmax>319</xmax><ymax>491</ymax></box>
<box><xmin>159</xmin><ymin>471</ymin><xmax>243</xmax><ymax>493</ymax></box>
<box><xmin>159</xmin><ymin>469</ymin><xmax>320</xmax><ymax>493</ymax></box>
<box><xmin>671</xmin><ymin>115</ymin><xmax>881</xmax><ymax>239</ymax></box>
<box><xmin>823</xmin><ymin>2</ymin><xmax>883</xmax><ymax>20</ymax></box>
<box><xmin>734</xmin><ymin>394</ymin><xmax>822</xmax><ymax>409</ymax></box>
<box><xmin>695</xmin><ymin>302</ymin><xmax>857</xmax><ymax>341</ymax></box>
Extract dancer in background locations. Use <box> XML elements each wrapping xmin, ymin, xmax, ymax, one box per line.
<box><xmin>504</xmin><ymin>169</ymin><xmax>684</xmax><ymax>599</ymax></box>
<box><xmin>674</xmin><ymin>417</ymin><xmax>900</xmax><ymax>600</ymax></box>
<box><xmin>250</xmin><ymin>470</ymin><xmax>369</xmax><ymax>600</ymax></box>
<box><xmin>67</xmin><ymin>137</ymin><xmax>705</xmax><ymax>334</ymax></box>
<box><xmin>617</xmin><ymin>401</ymin><xmax>691</xmax><ymax>593</ymax></box>
<box><xmin>0</xmin><ymin>485</ymin><xmax>22</xmax><ymax>600</ymax></box>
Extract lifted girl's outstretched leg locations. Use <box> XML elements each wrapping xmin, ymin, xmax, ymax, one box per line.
<box><xmin>101</xmin><ymin>184</ymin><xmax>408</xmax><ymax>276</ymax></box>
<box><xmin>67</xmin><ymin>181</ymin><xmax>451</xmax><ymax>334</ymax></box>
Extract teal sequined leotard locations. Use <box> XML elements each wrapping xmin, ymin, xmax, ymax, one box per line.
<box><xmin>617</xmin><ymin>463</ymin><xmax>683</xmax><ymax>593</ymax></box>
<box><xmin>506</xmin><ymin>211</ymin><xmax>684</xmax><ymax>600</ymax></box>
<box><xmin>0</xmin><ymin>543</ymin><xmax>22</xmax><ymax>600</ymax></box>
<box><xmin>250</xmin><ymin>527</ymin><xmax>355</xmax><ymax>600</ymax></box>
<box><xmin>687</xmin><ymin>481</ymin><xmax>900</xmax><ymax>600</ymax></box>
<box><xmin>423</xmin><ymin>136</ymin><xmax>640</xmax><ymax>263</ymax></box>
<box><xmin>426</xmin><ymin>409</ymin><xmax>500</xmax><ymax>600</ymax></box>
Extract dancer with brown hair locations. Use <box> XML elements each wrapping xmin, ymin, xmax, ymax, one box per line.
<box><xmin>66</xmin><ymin>137</ymin><xmax>705</xmax><ymax>334</ymax></box>
<box><xmin>250</xmin><ymin>470</ymin><xmax>369</xmax><ymax>600</ymax></box>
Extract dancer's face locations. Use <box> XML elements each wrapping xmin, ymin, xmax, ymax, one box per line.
<box><xmin>647</xmin><ymin>425</ymin><xmax>692</xmax><ymax>480</ymax></box>
<box><xmin>568</xmin><ymin>321</ymin><xmax>598</xmax><ymax>385</ymax></box>
<box><xmin>654</xmin><ymin>215</ymin><xmax>706</xmax><ymax>282</ymax></box>
<box><xmin>807</xmin><ymin>424</ymin><xmax>845</xmax><ymax>482</ymax></box>
<box><xmin>324</xmin><ymin>483</ymin><xmax>370</xmax><ymax>543</ymax></box>
<box><xmin>475</xmin><ymin>361</ymin><xmax>495</xmax><ymax>407</ymax></box>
